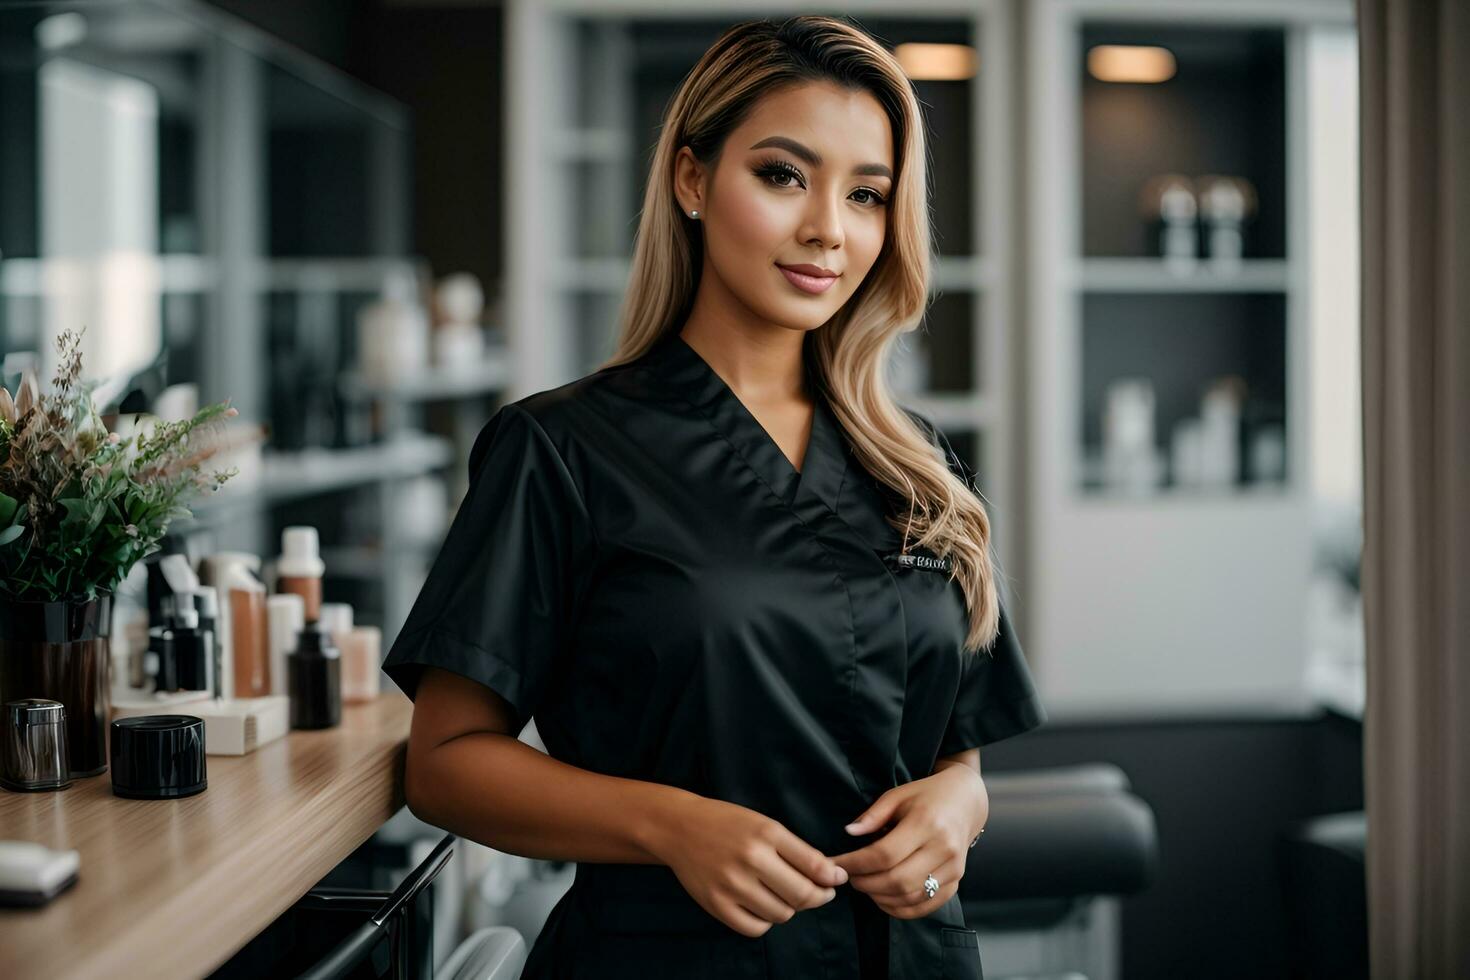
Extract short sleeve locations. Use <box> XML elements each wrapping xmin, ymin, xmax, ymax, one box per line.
<box><xmin>938</xmin><ymin>600</ymin><xmax>1048</xmax><ymax>754</ymax></box>
<box><xmin>380</xmin><ymin>403</ymin><xmax>596</xmax><ymax>732</ymax></box>
<box><xmin>902</xmin><ymin>406</ymin><xmax>1049</xmax><ymax>753</ymax></box>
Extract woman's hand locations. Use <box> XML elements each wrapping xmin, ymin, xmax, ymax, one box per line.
<box><xmin>827</xmin><ymin>764</ymin><xmax>989</xmax><ymax>919</ymax></box>
<box><xmin>649</xmin><ymin>794</ymin><xmax>850</xmax><ymax>938</ymax></box>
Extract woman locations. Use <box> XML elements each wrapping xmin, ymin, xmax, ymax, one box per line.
<box><xmin>382</xmin><ymin>15</ymin><xmax>1046</xmax><ymax>979</ymax></box>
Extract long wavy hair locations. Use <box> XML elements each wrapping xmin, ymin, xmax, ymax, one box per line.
<box><xmin>598</xmin><ymin>14</ymin><xmax>1003</xmax><ymax>655</ymax></box>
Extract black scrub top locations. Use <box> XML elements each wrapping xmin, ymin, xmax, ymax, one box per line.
<box><xmin>381</xmin><ymin>329</ymin><xmax>1047</xmax><ymax>980</ymax></box>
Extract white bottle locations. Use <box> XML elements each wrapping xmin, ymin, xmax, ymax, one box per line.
<box><xmin>267</xmin><ymin>593</ymin><xmax>306</xmax><ymax>700</ymax></box>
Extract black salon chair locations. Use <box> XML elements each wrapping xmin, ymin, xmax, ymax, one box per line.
<box><xmin>1278</xmin><ymin>810</ymin><xmax>1367</xmax><ymax>980</ymax></box>
<box><xmin>957</xmin><ymin>763</ymin><xmax>1161</xmax><ymax>980</ymax></box>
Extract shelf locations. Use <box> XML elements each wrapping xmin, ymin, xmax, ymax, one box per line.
<box><xmin>0</xmin><ymin>254</ymin><xmax>218</xmax><ymax>296</ymax></box>
<box><xmin>1079</xmin><ymin>21</ymin><xmax>1287</xmax><ymax>261</ymax></box>
<box><xmin>931</xmin><ymin>255</ymin><xmax>998</xmax><ymax>291</ymax></box>
<box><xmin>549</xmin><ymin>126</ymin><xmax>631</xmax><ymax>161</ymax></box>
<box><xmin>901</xmin><ymin>393</ymin><xmax>996</xmax><ymax>430</ymax></box>
<box><xmin>251</xmin><ymin>257</ymin><xmax>423</xmax><ymax>293</ymax></box>
<box><xmin>0</xmin><ymin>255</ymin><xmax>421</xmax><ymax>297</ymax></box>
<box><xmin>1070</xmin><ymin>257</ymin><xmax>1291</xmax><ymax>292</ymax></box>
<box><xmin>181</xmin><ymin>431</ymin><xmax>454</xmax><ymax>526</ymax></box>
<box><xmin>1074</xmin><ymin>480</ymin><xmax>1293</xmax><ymax>506</ymax></box>
<box><xmin>321</xmin><ymin>541</ymin><xmax>441</xmax><ymax>580</ymax></box>
<box><xmin>339</xmin><ymin>346</ymin><xmax>512</xmax><ymax>402</ymax></box>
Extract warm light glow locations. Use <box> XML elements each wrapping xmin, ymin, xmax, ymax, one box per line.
<box><xmin>895</xmin><ymin>43</ymin><xmax>978</xmax><ymax>81</ymax></box>
<box><xmin>1087</xmin><ymin>45</ymin><xmax>1177</xmax><ymax>83</ymax></box>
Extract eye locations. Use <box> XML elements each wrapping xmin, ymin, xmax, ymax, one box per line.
<box><xmin>752</xmin><ymin>156</ymin><xmax>889</xmax><ymax>208</ymax></box>
<box><xmin>753</xmin><ymin>156</ymin><xmax>804</xmax><ymax>188</ymax></box>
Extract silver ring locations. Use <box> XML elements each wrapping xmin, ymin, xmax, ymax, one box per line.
<box><xmin>923</xmin><ymin>874</ymin><xmax>939</xmax><ymax>899</ymax></box>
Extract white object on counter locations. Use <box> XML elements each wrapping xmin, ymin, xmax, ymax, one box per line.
<box><xmin>110</xmin><ymin>695</ymin><xmax>290</xmax><ymax>756</ymax></box>
<box><xmin>201</xmin><ymin>551</ymin><xmax>266</xmax><ymax>702</ymax></box>
<box><xmin>267</xmin><ymin>593</ymin><xmax>306</xmax><ymax>700</ymax></box>
<box><xmin>0</xmin><ymin>841</ymin><xmax>80</xmax><ymax>907</ymax></box>
<box><xmin>110</xmin><ymin>686</ymin><xmax>213</xmax><ymax>713</ymax></box>
<box><xmin>318</xmin><ymin>602</ymin><xmax>353</xmax><ymax>645</ymax></box>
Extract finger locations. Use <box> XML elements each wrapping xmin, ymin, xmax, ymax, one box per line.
<box><xmin>834</xmin><ymin>818</ymin><xmax>927</xmax><ymax>878</ymax></box>
<box><xmin>844</xmin><ymin>789</ymin><xmax>904</xmax><ymax>837</ymax></box>
<box><xmin>873</xmin><ymin>875</ymin><xmax>958</xmax><ymax>920</ymax></box>
<box><xmin>854</xmin><ymin>843</ymin><xmax>956</xmax><ymax>901</ymax></box>
<box><xmin>730</xmin><ymin>875</ymin><xmax>801</xmax><ymax>926</ymax></box>
<box><xmin>717</xmin><ymin>898</ymin><xmax>777</xmax><ymax>938</ymax></box>
<box><xmin>754</xmin><ymin>848</ymin><xmax>839</xmax><ymax>911</ymax></box>
<box><xmin>773</xmin><ymin>828</ymin><xmax>849</xmax><ymax>888</ymax></box>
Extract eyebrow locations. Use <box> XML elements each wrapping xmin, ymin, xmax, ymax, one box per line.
<box><xmin>748</xmin><ymin>136</ymin><xmax>893</xmax><ymax>180</ymax></box>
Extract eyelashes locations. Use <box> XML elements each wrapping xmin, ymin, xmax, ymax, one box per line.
<box><xmin>751</xmin><ymin>156</ymin><xmax>888</xmax><ymax>207</ymax></box>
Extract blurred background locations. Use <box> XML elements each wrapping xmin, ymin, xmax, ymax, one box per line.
<box><xmin>0</xmin><ymin>0</ymin><xmax>1367</xmax><ymax>977</ymax></box>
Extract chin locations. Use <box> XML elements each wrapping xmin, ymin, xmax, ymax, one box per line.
<box><xmin>778</xmin><ymin>309</ymin><xmax>837</xmax><ymax>333</ymax></box>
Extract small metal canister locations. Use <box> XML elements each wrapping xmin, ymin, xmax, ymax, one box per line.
<box><xmin>0</xmin><ymin>698</ymin><xmax>72</xmax><ymax>792</ymax></box>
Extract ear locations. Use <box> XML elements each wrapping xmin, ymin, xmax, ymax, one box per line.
<box><xmin>672</xmin><ymin>145</ymin><xmax>708</xmax><ymax>217</ymax></box>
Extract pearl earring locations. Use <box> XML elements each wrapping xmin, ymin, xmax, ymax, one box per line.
<box><xmin>689</xmin><ymin>210</ymin><xmax>700</xmax><ymax>219</ymax></box>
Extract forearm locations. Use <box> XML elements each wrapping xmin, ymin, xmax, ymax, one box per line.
<box><xmin>407</xmin><ymin>731</ymin><xmax>695</xmax><ymax>865</ymax></box>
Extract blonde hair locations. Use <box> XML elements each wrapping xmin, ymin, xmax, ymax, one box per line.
<box><xmin>598</xmin><ymin>14</ymin><xmax>1003</xmax><ymax>655</ymax></box>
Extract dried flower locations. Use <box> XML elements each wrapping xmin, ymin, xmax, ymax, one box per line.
<box><xmin>0</xmin><ymin>327</ymin><xmax>238</xmax><ymax>602</ymax></box>
<box><xmin>14</xmin><ymin>370</ymin><xmax>37</xmax><ymax>419</ymax></box>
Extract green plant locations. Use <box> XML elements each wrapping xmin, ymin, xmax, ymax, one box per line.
<box><xmin>0</xmin><ymin>328</ymin><xmax>238</xmax><ymax>602</ymax></box>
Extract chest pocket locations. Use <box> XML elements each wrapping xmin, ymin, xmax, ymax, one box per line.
<box><xmin>941</xmin><ymin>926</ymin><xmax>985</xmax><ymax>980</ymax></box>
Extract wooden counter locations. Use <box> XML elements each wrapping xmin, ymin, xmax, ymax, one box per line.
<box><xmin>0</xmin><ymin>691</ymin><xmax>413</xmax><ymax>979</ymax></box>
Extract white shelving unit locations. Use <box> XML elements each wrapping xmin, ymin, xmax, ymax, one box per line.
<box><xmin>507</xmin><ymin>0</ymin><xmax>1024</xmax><ymax>575</ymax></box>
<box><xmin>0</xmin><ymin>0</ymin><xmax>447</xmax><ymax>641</ymax></box>
<box><xmin>1024</xmin><ymin>0</ymin><xmax>1356</xmax><ymax>718</ymax></box>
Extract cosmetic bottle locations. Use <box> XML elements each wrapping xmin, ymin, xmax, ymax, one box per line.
<box><xmin>276</xmin><ymin>527</ymin><xmax>325</xmax><ymax>624</ymax></box>
<box><xmin>222</xmin><ymin>560</ymin><xmax>271</xmax><ymax>699</ymax></box>
<box><xmin>267</xmin><ymin>593</ymin><xmax>305</xmax><ymax>700</ymax></box>
<box><xmin>343</xmin><ymin>626</ymin><xmax>382</xmax><ymax>704</ymax></box>
<box><xmin>146</xmin><ymin>594</ymin><xmax>213</xmax><ymax>697</ymax></box>
<box><xmin>318</xmin><ymin>604</ymin><xmax>380</xmax><ymax>705</ymax></box>
<box><xmin>194</xmin><ymin>586</ymin><xmax>223</xmax><ymax>700</ymax></box>
<box><xmin>169</xmin><ymin>600</ymin><xmax>213</xmax><ymax>695</ymax></box>
<box><xmin>200</xmin><ymin>551</ymin><xmax>268</xmax><ymax>701</ymax></box>
<box><xmin>318</xmin><ymin>603</ymin><xmax>352</xmax><ymax>653</ymax></box>
<box><xmin>289</xmin><ymin>622</ymin><xmax>341</xmax><ymax>730</ymax></box>
<box><xmin>145</xmin><ymin>609</ymin><xmax>177</xmax><ymax>694</ymax></box>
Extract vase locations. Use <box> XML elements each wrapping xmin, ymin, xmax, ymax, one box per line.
<box><xmin>0</xmin><ymin>592</ymin><xmax>113</xmax><ymax>778</ymax></box>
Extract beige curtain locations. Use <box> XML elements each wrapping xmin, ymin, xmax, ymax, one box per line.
<box><xmin>1358</xmin><ymin>0</ymin><xmax>1470</xmax><ymax>977</ymax></box>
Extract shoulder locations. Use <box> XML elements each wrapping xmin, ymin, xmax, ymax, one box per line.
<box><xmin>501</xmin><ymin>357</ymin><xmax>652</xmax><ymax>443</ymax></box>
<box><xmin>467</xmin><ymin>359</ymin><xmax>650</xmax><ymax>487</ymax></box>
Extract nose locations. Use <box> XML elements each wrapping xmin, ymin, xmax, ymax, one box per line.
<box><xmin>799</xmin><ymin>189</ymin><xmax>845</xmax><ymax>252</ymax></box>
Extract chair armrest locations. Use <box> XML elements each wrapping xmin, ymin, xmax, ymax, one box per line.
<box><xmin>961</xmin><ymin>782</ymin><xmax>1160</xmax><ymax>901</ymax></box>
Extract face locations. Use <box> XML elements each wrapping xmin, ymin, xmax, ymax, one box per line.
<box><xmin>674</xmin><ymin>80</ymin><xmax>895</xmax><ymax>334</ymax></box>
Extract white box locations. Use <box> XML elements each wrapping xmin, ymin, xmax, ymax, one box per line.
<box><xmin>110</xmin><ymin>694</ymin><xmax>290</xmax><ymax>756</ymax></box>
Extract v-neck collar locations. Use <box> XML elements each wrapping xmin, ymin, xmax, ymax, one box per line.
<box><xmin>640</xmin><ymin>330</ymin><xmax>849</xmax><ymax>514</ymax></box>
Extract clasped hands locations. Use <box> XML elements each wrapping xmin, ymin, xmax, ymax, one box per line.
<box><xmin>827</xmin><ymin>761</ymin><xmax>989</xmax><ymax>919</ymax></box>
<box><xmin>656</xmin><ymin>758</ymin><xmax>989</xmax><ymax>937</ymax></box>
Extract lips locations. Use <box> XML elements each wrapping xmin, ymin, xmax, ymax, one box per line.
<box><xmin>777</xmin><ymin>263</ymin><xmax>839</xmax><ymax>295</ymax></box>
<box><xmin>779</xmin><ymin>263</ymin><xmax>838</xmax><ymax>278</ymax></box>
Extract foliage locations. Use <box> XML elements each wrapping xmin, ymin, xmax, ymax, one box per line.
<box><xmin>0</xmin><ymin>328</ymin><xmax>238</xmax><ymax>602</ymax></box>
